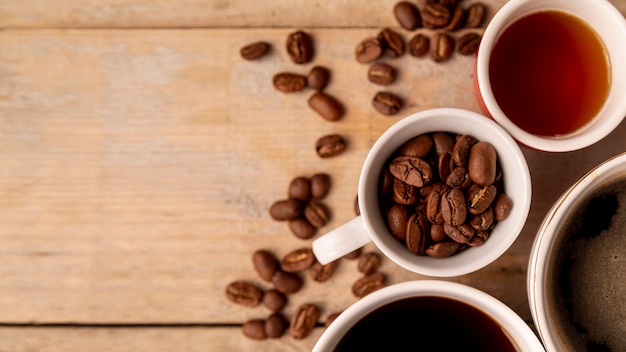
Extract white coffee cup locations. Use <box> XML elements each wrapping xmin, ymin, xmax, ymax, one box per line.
<box><xmin>475</xmin><ymin>0</ymin><xmax>626</xmax><ymax>152</ymax></box>
<box><xmin>313</xmin><ymin>280</ymin><xmax>545</xmax><ymax>351</ymax></box>
<box><xmin>312</xmin><ymin>108</ymin><xmax>531</xmax><ymax>277</ymax></box>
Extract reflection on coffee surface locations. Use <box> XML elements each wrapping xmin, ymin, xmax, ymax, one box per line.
<box><xmin>547</xmin><ymin>175</ymin><xmax>626</xmax><ymax>351</ymax></box>
<box><xmin>334</xmin><ymin>296</ymin><xmax>518</xmax><ymax>351</ymax></box>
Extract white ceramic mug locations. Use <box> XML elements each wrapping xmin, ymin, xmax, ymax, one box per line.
<box><xmin>475</xmin><ymin>0</ymin><xmax>626</xmax><ymax>152</ymax></box>
<box><xmin>312</xmin><ymin>108</ymin><xmax>531</xmax><ymax>277</ymax></box>
<box><xmin>313</xmin><ymin>280</ymin><xmax>545</xmax><ymax>351</ymax></box>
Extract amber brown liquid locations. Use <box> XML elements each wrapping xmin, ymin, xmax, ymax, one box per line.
<box><xmin>489</xmin><ymin>11</ymin><xmax>610</xmax><ymax>137</ymax></box>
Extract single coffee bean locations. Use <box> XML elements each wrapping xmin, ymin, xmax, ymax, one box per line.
<box><xmin>252</xmin><ymin>249</ymin><xmax>280</xmax><ymax>282</ymax></box>
<box><xmin>378</xmin><ymin>28</ymin><xmax>405</xmax><ymax>58</ymax></box>
<box><xmin>290</xmin><ymin>303</ymin><xmax>319</xmax><ymax>339</ymax></box>
<box><xmin>304</xmin><ymin>199</ymin><xmax>331</xmax><ymax>228</ymax></box>
<box><xmin>433</xmin><ymin>132</ymin><xmax>455</xmax><ymax>156</ymax></box>
<box><xmin>243</xmin><ymin>319</ymin><xmax>267</xmax><ymax>340</ymax></box>
<box><xmin>225</xmin><ymin>281</ymin><xmax>264</xmax><ymax>307</ymax></box>
<box><xmin>262</xmin><ymin>289</ymin><xmax>288</xmax><ymax>313</ymax></box>
<box><xmin>394</xmin><ymin>1</ymin><xmax>422</xmax><ymax>30</ymax></box>
<box><xmin>392</xmin><ymin>178</ymin><xmax>418</xmax><ymax>205</ymax></box>
<box><xmin>269</xmin><ymin>198</ymin><xmax>304</xmax><ymax>221</ymax></box>
<box><xmin>307</xmin><ymin>66</ymin><xmax>331</xmax><ymax>90</ymax></box>
<box><xmin>446</xmin><ymin>6</ymin><xmax>466</xmax><ymax>31</ymax></box>
<box><xmin>468</xmin><ymin>141</ymin><xmax>497</xmax><ymax>186</ymax></box>
<box><xmin>358</xmin><ymin>252</ymin><xmax>382</xmax><ymax>275</ymax></box>
<box><xmin>289</xmin><ymin>217</ymin><xmax>317</xmax><ymax>239</ymax></box>
<box><xmin>420</xmin><ymin>181</ymin><xmax>447</xmax><ymax>198</ymax></box>
<box><xmin>368</xmin><ymin>62</ymin><xmax>397</xmax><ymax>85</ymax></box>
<box><xmin>470</xmin><ymin>207</ymin><xmax>495</xmax><ymax>231</ymax></box>
<box><xmin>380</xmin><ymin>168</ymin><xmax>395</xmax><ymax>196</ymax></box>
<box><xmin>325</xmin><ymin>312</ymin><xmax>342</xmax><ymax>327</ymax></box>
<box><xmin>272</xmin><ymin>72</ymin><xmax>307</xmax><ymax>93</ymax></box>
<box><xmin>437</xmin><ymin>152</ymin><xmax>454</xmax><ymax>182</ymax></box>
<box><xmin>494</xmin><ymin>193</ymin><xmax>513</xmax><ymax>221</ymax></box>
<box><xmin>406</xmin><ymin>213</ymin><xmax>430</xmax><ymax>255</ymax></box>
<box><xmin>240</xmin><ymin>41</ymin><xmax>270</xmax><ymax>61</ymax></box>
<box><xmin>422</xmin><ymin>3</ymin><xmax>451</xmax><ymax>28</ymax></box>
<box><xmin>425</xmin><ymin>241</ymin><xmax>460</xmax><ymax>258</ymax></box>
<box><xmin>457</xmin><ymin>33</ymin><xmax>482</xmax><ymax>55</ymax></box>
<box><xmin>466</xmin><ymin>2</ymin><xmax>486</xmax><ymax>28</ymax></box>
<box><xmin>466</xmin><ymin>184</ymin><xmax>497</xmax><ymax>215</ymax></box>
<box><xmin>408</xmin><ymin>33</ymin><xmax>430</xmax><ymax>57</ymax></box>
<box><xmin>444</xmin><ymin>222</ymin><xmax>475</xmax><ymax>244</ymax></box>
<box><xmin>281</xmin><ymin>247</ymin><xmax>315</xmax><ymax>272</ymax></box>
<box><xmin>387</xmin><ymin>204</ymin><xmax>410</xmax><ymax>242</ymax></box>
<box><xmin>286</xmin><ymin>30</ymin><xmax>314</xmax><ymax>64</ymax></box>
<box><xmin>352</xmin><ymin>272</ymin><xmax>386</xmax><ymax>298</ymax></box>
<box><xmin>372</xmin><ymin>91</ymin><xmax>403</xmax><ymax>115</ymax></box>
<box><xmin>309</xmin><ymin>259</ymin><xmax>338</xmax><ymax>282</ymax></box>
<box><xmin>315</xmin><ymin>134</ymin><xmax>346</xmax><ymax>158</ymax></box>
<box><xmin>441</xmin><ymin>188</ymin><xmax>467</xmax><ymax>226</ymax></box>
<box><xmin>430</xmin><ymin>32</ymin><xmax>454</xmax><ymax>63</ymax></box>
<box><xmin>311</xmin><ymin>173</ymin><xmax>331</xmax><ymax>199</ymax></box>
<box><xmin>430</xmin><ymin>223</ymin><xmax>447</xmax><ymax>242</ymax></box>
<box><xmin>308</xmin><ymin>92</ymin><xmax>344</xmax><ymax>121</ymax></box>
<box><xmin>452</xmin><ymin>135</ymin><xmax>478</xmax><ymax>167</ymax></box>
<box><xmin>426</xmin><ymin>189</ymin><xmax>444</xmax><ymax>224</ymax></box>
<box><xmin>355</xmin><ymin>37</ymin><xmax>383</xmax><ymax>63</ymax></box>
<box><xmin>265</xmin><ymin>313</ymin><xmax>288</xmax><ymax>338</ymax></box>
<box><xmin>468</xmin><ymin>230</ymin><xmax>489</xmax><ymax>247</ymax></box>
<box><xmin>271</xmin><ymin>270</ymin><xmax>303</xmax><ymax>294</ymax></box>
<box><xmin>288</xmin><ymin>176</ymin><xmax>312</xmax><ymax>202</ymax></box>
<box><xmin>398</xmin><ymin>134</ymin><xmax>434</xmax><ymax>158</ymax></box>
<box><xmin>446</xmin><ymin>167</ymin><xmax>472</xmax><ymax>189</ymax></box>
<box><xmin>389</xmin><ymin>156</ymin><xmax>433</xmax><ymax>187</ymax></box>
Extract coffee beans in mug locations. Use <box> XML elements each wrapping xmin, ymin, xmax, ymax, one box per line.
<box><xmin>286</xmin><ymin>30</ymin><xmax>314</xmax><ymax>64</ymax></box>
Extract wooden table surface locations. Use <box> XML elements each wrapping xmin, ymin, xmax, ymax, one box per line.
<box><xmin>2</xmin><ymin>0</ymin><xmax>626</xmax><ymax>350</ymax></box>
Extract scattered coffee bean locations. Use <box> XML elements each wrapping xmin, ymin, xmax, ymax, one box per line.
<box><xmin>378</xmin><ymin>28</ymin><xmax>405</xmax><ymax>58</ymax></box>
<box><xmin>325</xmin><ymin>312</ymin><xmax>342</xmax><ymax>327</ymax></box>
<box><xmin>309</xmin><ymin>259</ymin><xmax>338</xmax><ymax>282</ymax></box>
<box><xmin>308</xmin><ymin>92</ymin><xmax>344</xmax><ymax>121</ymax></box>
<box><xmin>273</xmin><ymin>72</ymin><xmax>307</xmax><ymax>93</ymax></box>
<box><xmin>315</xmin><ymin>134</ymin><xmax>346</xmax><ymax>158</ymax></box>
<box><xmin>372</xmin><ymin>91</ymin><xmax>402</xmax><ymax>115</ymax></box>
<box><xmin>307</xmin><ymin>66</ymin><xmax>331</xmax><ymax>90</ymax></box>
<box><xmin>265</xmin><ymin>313</ymin><xmax>288</xmax><ymax>338</ymax></box>
<box><xmin>286</xmin><ymin>30</ymin><xmax>314</xmax><ymax>64</ymax></box>
<box><xmin>289</xmin><ymin>217</ymin><xmax>317</xmax><ymax>239</ymax></box>
<box><xmin>352</xmin><ymin>272</ymin><xmax>386</xmax><ymax>298</ymax></box>
<box><xmin>290</xmin><ymin>303</ymin><xmax>319</xmax><ymax>339</ymax></box>
<box><xmin>304</xmin><ymin>199</ymin><xmax>331</xmax><ymax>228</ymax></box>
<box><xmin>457</xmin><ymin>33</ymin><xmax>482</xmax><ymax>55</ymax></box>
<box><xmin>358</xmin><ymin>252</ymin><xmax>382</xmax><ymax>275</ymax></box>
<box><xmin>243</xmin><ymin>319</ymin><xmax>267</xmax><ymax>340</ymax></box>
<box><xmin>240</xmin><ymin>41</ymin><xmax>271</xmax><ymax>61</ymax></box>
<box><xmin>225</xmin><ymin>281</ymin><xmax>264</xmax><ymax>307</ymax></box>
<box><xmin>288</xmin><ymin>176</ymin><xmax>312</xmax><ymax>202</ymax></box>
<box><xmin>310</xmin><ymin>173</ymin><xmax>332</xmax><ymax>199</ymax></box>
<box><xmin>393</xmin><ymin>1</ymin><xmax>422</xmax><ymax>30</ymax></box>
<box><xmin>252</xmin><ymin>249</ymin><xmax>280</xmax><ymax>282</ymax></box>
<box><xmin>446</xmin><ymin>5</ymin><xmax>467</xmax><ymax>31</ymax></box>
<box><xmin>263</xmin><ymin>289</ymin><xmax>288</xmax><ymax>313</ymax></box>
<box><xmin>408</xmin><ymin>33</ymin><xmax>430</xmax><ymax>57</ymax></box>
<box><xmin>355</xmin><ymin>37</ymin><xmax>383</xmax><ymax>63</ymax></box>
<box><xmin>430</xmin><ymin>32</ymin><xmax>454</xmax><ymax>63</ymax></box>
<box><xmin>269</xmin><ymin>198</ymin><xmax>304</xmax><ymax>221</ymax></box>
<box><xmin>368</xmin><ymin>63</ymin><xmax>397</xmax><ymax>85</ymax></box>
<box><xmin>344</xmin><ymin>247</ymin><xmax>362</xmax><ymax>260</ymax></box>
<box><xmin>422</xmin><ymin>3</ymin><xmax>451</xmax><ymax>28</ymax></box>
<box><xmin>281</xmin><ymin>247</ymin><xmax>315</xmax><ymax>273</ymax></box>
<box><xmin>466</xmin><ymin>2</ymin><xmax>486</xmax><ymax>28</ymax></box>
<box><xmin>272</xmin><ymin>270</ymin><xmax>303</xmax><ymax>294</ymax></box>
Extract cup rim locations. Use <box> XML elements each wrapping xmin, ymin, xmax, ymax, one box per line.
<box><xmin>358</xmin><ymin>108</ymin><xmax>531</xmax><ymax>277</ymax></box>
<box><xmin>476</xmin><ymin>0</ymin><xmax>626</xmax><ymax>152</ymax></box>
<box><xmin>528</xmin><ymin>152</ymin><xmax>626</xmax><ymax>351</ymax></box>
<box><xmin>313</xmin><ymin>280</ymin><xmax>545</xmax><ymax>351</ymax></box>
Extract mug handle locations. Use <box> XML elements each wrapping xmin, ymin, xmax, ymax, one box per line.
<box><xmin>312</xmin><ymin>216</ymin><xmax>373</xmax><ymax>264</ymax></box>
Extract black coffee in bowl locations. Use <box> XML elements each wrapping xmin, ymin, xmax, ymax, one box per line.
<box><xmin>333</xmin><ymin>296</ymin><xmax>518</xmax><ymax>351</ymax></box>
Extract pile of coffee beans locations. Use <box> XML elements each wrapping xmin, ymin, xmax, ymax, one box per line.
<box><xmin>379</xmin><ymin>132</ymin><xmax>512</xmax><ymax>257</ymax></box>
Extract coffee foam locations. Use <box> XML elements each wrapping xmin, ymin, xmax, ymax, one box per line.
<box><xmin>547</xmin><ymin>176</ymin><xmax>626</xmax><ymax>351</ymax></box>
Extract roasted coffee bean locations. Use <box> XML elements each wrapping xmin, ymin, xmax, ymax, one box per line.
<box><xmin>468</xmin><ymin>230</ymin><xmax>489</xmax><ymax>247</ymax></box>
<box><xmin>446</xmin><ymin>6</ymin><xmax>466</xmax><ymax>31</ymax></box>
<box><xmin>252</xmin><ymin>249</ymin><xmax>280</xmax><ymax>282</ymax></box>
<box><xmin>398</xmin><ymin>134</ymin><xmax>434</xmax><ymax>158</ymax></box>
<box><xmin>452</xmin><ymin>135</ymin><xmax>478</xmax><ymax>167</ymax></box>
<box><xmin>288</xmin><ymin>176</ymin><xmax>312</xmax><ymax>202</ymax></box>
<box><xmin>494</xmin><ymin>193</ymin><xmax>513</xmax><ymax>221</ymax></box>
<box><xmin>468</xmin><ymin>141</ymin><xmax>497</xmax><ymax>186</ymax></box>
<box><xmin>325</xmin><ymin>312</ymin><xmax>341</xmax><ymax>327</ymax></box>
<box><xmin>311</xmin><ymin>173</ymin><xmax>332</xmax><ymax>199</ymax></box>
<box><xmin>380</xmin><ymin>168</ymin><xmax>395</xmax><ymax>196</ymax></box>
<box><xmin>263</xmin><ymin>289</ymin><xmax>288</xmax><ymax>313</ymax></box>
<box><xmin>265</xmin><ymin>313</ymin><xmax>288</xmax><ymax>339</ymax></box>
<box><xmin>240</xmin><ymin>41</ymin><xmax>270</xmax><ymax>60</ymax></box>
<box><xmin>426</xmin><ymin>189</ymin><xmax>444</xmax><ymax>224</ymax></box>
<box><xmin>352</xmin><ymin>272</ymin><xmax>386</xmax><ymax>298</ymax></box>
<box><xmin>426</xmin><ymin>241</ymin><xmax>460</xmax><ymax>258</ymax></box>
<box><xmin>373</xmin><ymin>91</ymin><xmax>403</xmax><ymax>115</ymax></box>
<box><xmin>392</xmin><ymin>178</ymin><xmax>418</xmax><ymax>205</ymax></box>
<box><xmin>355</xmin><ymin>37</ymin><xmax>383</xmax><ymax>63</ymax></box>
<box><xmin>308</xmin><ymin>92</ymin><xmax>344</xmax><ymax>121</ymax></box>
<box><xmin>389</xmin><ymin>156</ymin><xmax>433</xmax><ymax>187</ymax></box>
<box><xmin>368</xmin><ymin>62</ymin><xmax>397</xmax><ymax>85</ymax></box>
<box><xmin>286</xmin><ymin>30</ymin><xmax>314</xmax><ymax>64</ymax></box>
<box><xmin>441</xmin><ymin>188</ymin><xmax>467</xmax><ymax>226</ymax></box>
<box><xmin>394</xmin><ymin>1</ymin><xmax>422</xmax><ymax>30</ymax></box>
<box><xmin>406</xmin><ymin>213</ymin><xmax>430</xmax><ymax>255</ymax></box>
<box><xmin>444</xmin><ymin>222</ymin><xmax>475</xmax><ymax>244</ymax></box>
<box><xmin>269</xmin><ymin>198</ymin><xmax>304</xmax><ymax>221</ymax></box>
<box><xmin>307</xmin><ymin>66</ymin><xmax>331</xmax><ymax>90</ymax></box>
<box><xmin>470</xmin><ymin>207</ymin><xmax>494</xmax><ymax>231</ymax></box>
<box><xmin>315</xmin><ymin>133</ymin><xmax>346</xmax><ymax>158</ymax></box>
<box><xmin>309</xmin><ymin>259</ymin><xmax>338</xmax><ymax>282</ymax></box>
<box><xmin>225</xmin><ymin>281</ymin><xmax>264</xmax><ymax>307</ymax></box>
<box><xmin>430</xmin><ymin>223</ymin><xmax>447</xmax><ymax>242</ymax></box>
<box><xmin>466</xmin><ymin>184</ymin><xmax>497</xmax><ymax>215</ymax></box>
<box><xmin>290</xmin><ymin>303</ymin><xmax>319</xmax><ymax>339</ymax></box>
<box><xmin>457</xmin><ymin>33</ymin><xmax>482</xmax><ymax>55</ymax></box>
<box><xmin>422</xmin><ymin>3</ymin><xmax>451</xmax><ymax>28</ymax></box>
<box><xmin>378</xmin><ymin>28</ymin><xmax>405</xmax><ymax>58</ymax></box>
<box><xmin>358</xmin><ymin>252</ymin><xmax>382</xmax><ymax>275</ymax></box>
<box><xmin>243</xmin><ymin>319</ymin><xmax>267</xmax><ymax>340</ymax></box>
<box><xmin>304</xmin><ymin>199</ymin><xmax>331</xmax><ymax>228</ymax></box>
<box><xmin>433</xmin><ymin>132</ymin><xmax>455</xmax><ymax>155</ymax></box>
<box><xmin>446</xmin><ymin>167</ymin><xmax>472</xmax><ymax>189</ymax></box>
<box><xmin>408</xmin><ymin>33</ymin><xmax>430</xmax><ymax>57</ymax></box>
<box><xmin>272</xmin><ymin>72</ymin><xmax>307</xmax><ymax>93</ymax></box>
<box><xmin>281</xmin><ymin>247</ymin><xmax>315</xmax><ymax>272</ymax></box>
<box><xmin>430</xmin><ymin>32</ymin><xmax>454</xmax><ymax>63</ymax></box>
<box><xmin>438</xmin><ymin>152</ymin><xmax>454</xmax><ymax>182</ymax></box>
<box><xmin>344</xmin><ymin>247</ymin><xmax>362</xmax><ymax>260</ymax></box>
<box><xmin>272</xmin><ymin>270</ymin><xmax>303</xmax><ymax>294</ymax></box>
<box><xmin>435</xmin><ymin>0</ymin><xmax>458</xmax><ymax>7</ymax></box>
<box><xmin>420</xmin><ymin>181</ymin><xmax>447</xmax><ymax>198</ymax></box>
<box><xmin>466</xmin><ymin>2</ymin><xmax>486</xmax><ymax>28</ymax></box>
<box><xmin>289</xmin><ymin>217</ymin><xmax>317</xmax><ymax>239</ymax></box>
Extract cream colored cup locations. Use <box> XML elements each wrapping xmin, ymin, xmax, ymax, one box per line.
<box><xmin>312</xmin><ymin>108</ymin><xmax>531</xmax><ymax>277</ymax></box>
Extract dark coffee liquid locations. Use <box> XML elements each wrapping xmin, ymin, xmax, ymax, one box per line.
<box><xmin>334</xmin><ymin>296</ymin><xmax>518</xmax><ymax>351</ymax></box>
<box><xmin>547</xmin><ymin>175</ymin><xmax>626</xmax><ymax>351</ymax></box>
